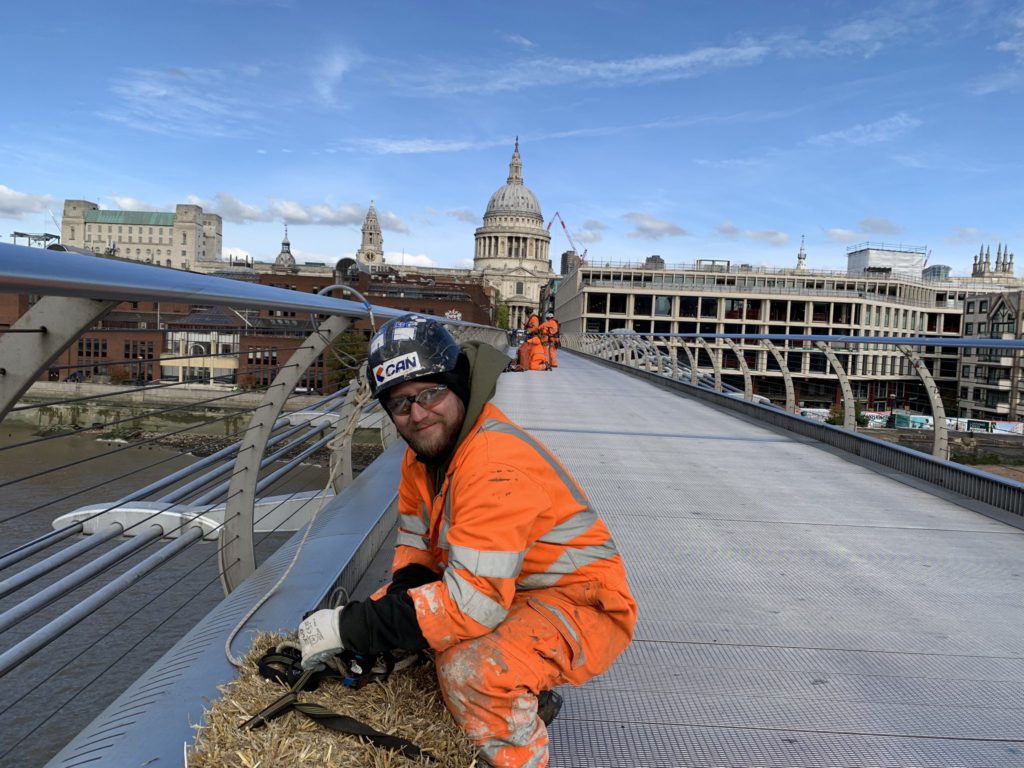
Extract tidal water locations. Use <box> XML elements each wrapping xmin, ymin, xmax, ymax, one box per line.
<box><xmin>0</xmin><ymin>423</ymin><xmax>327</xmax><ymax>768</ymax></box>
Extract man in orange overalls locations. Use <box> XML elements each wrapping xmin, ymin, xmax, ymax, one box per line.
<box><xmin>525</xmin><ymin>335</ymin><xmax>549</xmax><ymax>371</ymax></box>
<box><xmin>299</xmin><ymin>315</ymin><xmax>636</xmax><ymax>767</ymax></box>
<box><xmin>539</xmin><ymin>312</ymin><xmax>559</xmax><ymax>368</ymax></box>
<box><xmin>524</xmin><ymin>308</ymin><xmax>541</xmax><ymax>340</ymax></box>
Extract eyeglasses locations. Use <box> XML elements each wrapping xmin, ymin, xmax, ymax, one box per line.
<box><xmin>386</xmin><ymin>384</ymin><xmax>449</xmax><ymax>416</ymax></box>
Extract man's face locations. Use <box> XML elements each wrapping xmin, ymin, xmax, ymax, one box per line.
<box><xmin>387</xmin><ymin>380</ymin><xmax>466</xmax><ymax>461</ymax></box>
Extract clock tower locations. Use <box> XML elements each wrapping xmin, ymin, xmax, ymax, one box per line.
<box><xmin>355</xmin><ymin>200</ymin><xmax>385</xmax><ymax>272</ymax></box>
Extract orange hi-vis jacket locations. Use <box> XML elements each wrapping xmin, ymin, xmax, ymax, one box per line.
<box><xmin>525</xmin><ymin>313</ymin><xmax>541</xmax><ymax>336</ymax></box>
<box><xmin>396</xmin><ymin>402</ymin><xmax>636</xmax><ymax>681</ymax></box>
<box><xmin>526</xmin><ymin>336</ymin><xmax>549</xmax><ymax>370</ymax></box>
<box><xmin>539</xmin><ymin>318</ymin><xmax>559</xmax><ymax>343</ymax></box>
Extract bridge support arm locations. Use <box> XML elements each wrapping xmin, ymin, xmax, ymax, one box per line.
<box><xmin>696</xmin><ymin>337</ymin><xmax>722</xmax><ymax>392</ymax></box>
<box><xmin>219</xmin><ymin>314</ymin><xmax>357</xmax><ymax>594</ymax></box>
<box><xmin>814</xmin><ymin>342</ymin><xmax>856</xmax><ymax>429</ymax></box>
<box><xmin>760</xmin><ymin>340</ymin><xmax>796</xmax><ymax>413</ymax></box>
<box><xmin>897</xmin><ymin>344</ymin><xmax>948</xmax><ymax>459</ymax></box>
<box><xmin>0</xmin><ymin>296</ymin><xmax>116</xmax><ymax>419</ymax></box>
<box><xmin>723</xmin><ymin>339</ymin><xmax>753</xmax><ymax>400</ymax></box>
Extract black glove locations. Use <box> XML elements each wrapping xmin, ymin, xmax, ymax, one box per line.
<box><xmin>338</xmin><ymin>592</ymin><xmax>428</xmax><ymax>656</ymax></box>
<box><xmin>387</xmin><ymin>563</ymin><xmax>441</xmax><ymax>594</ymax></box>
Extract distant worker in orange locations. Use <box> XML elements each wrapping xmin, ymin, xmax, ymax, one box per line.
<box><xmin>540</xmin><ymin>312</ymin><xmax>559</xmax><ymax>368</ymax></box>
<box><xmin>297</xmin><ymin>315</ymin><xmax>637</xmax><ymax>767</ymax></box>
<box><xmin>524</xmin><ymin>308</ymin><xmax>541</xmax><ymax>339</ymax></box>
<box><xmin>526</xmin><ymin>335</ymin><xmax>550</xmax><ymax>371</ymax></box>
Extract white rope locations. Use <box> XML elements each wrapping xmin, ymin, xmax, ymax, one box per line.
<box><xmin>224</xmin><ymin>372</ymin><xmax>374</xmax><ymax>667</ymax></box>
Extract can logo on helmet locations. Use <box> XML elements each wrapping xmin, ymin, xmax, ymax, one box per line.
<box><xmin>374</xmin><ymin>352</ymin><xmax>423</xmax><ymax>385</ymax></box>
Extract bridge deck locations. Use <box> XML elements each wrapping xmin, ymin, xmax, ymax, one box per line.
<box><xmin>494</xmin><ymin>352</ymin><xmax>1024</xmax><ymax>766</ymax></box>
<box><xmin>47</xmin><ymin>349</ymin><xmax>1024</xmax><ymax>767</ymax></box>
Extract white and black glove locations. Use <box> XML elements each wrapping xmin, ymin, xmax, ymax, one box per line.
<box><xmin>297</xmin><ymin>607</ymin><xmax>345</xmax><ymax>670</ymax></box>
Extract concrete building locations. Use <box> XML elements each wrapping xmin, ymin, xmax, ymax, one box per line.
<box><xmin>473</xmin><ymin>140</ymin><xmax>553</xmax><ymax>329</ymax></box>
<box><xmin>958</xmin><ymin>266</ymin><xmax>1024</xmax><ymax>421</ymax></box>
<box><xmin>553</xmin><ymin>243</ymin><xmax>1021</xmax><ymax>411</ymax></box>
<box><xmin>60</xmin><ymin>200</ymin><xmax>222</xmax><ymax>270</ymax></box>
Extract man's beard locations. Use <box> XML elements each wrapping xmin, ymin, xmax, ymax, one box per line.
<box><xmin>400</xmin><ymin>413</ymin><xmax>462</xmax><ymax>462</ymax></box>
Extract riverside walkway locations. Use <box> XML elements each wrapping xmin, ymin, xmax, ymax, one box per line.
<box><xmin>45</xmin><ymin>348</ymin><xmax>1024</xmax><ymax>767</ymax></box>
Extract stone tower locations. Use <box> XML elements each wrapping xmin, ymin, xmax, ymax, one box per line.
<box><xmin>355</xmin><ymin>201</ymin><xmax>385</xmax><ymax>272</ymax></box>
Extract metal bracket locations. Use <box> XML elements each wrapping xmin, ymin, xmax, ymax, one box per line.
<box><xmin>0</xmin><ymin>296</ymin><xmax>116</xmax><ymax>419</ymax></box>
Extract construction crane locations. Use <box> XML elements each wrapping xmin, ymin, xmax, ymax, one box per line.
<box><xmin>545</xmin><ymin>211</ymin><xmax>587</xmax><ymax>263</ymax></box>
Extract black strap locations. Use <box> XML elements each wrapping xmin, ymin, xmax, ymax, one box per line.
<box><xmin>245</xmin><ymin>648</ymin><xmax>433</xmax><ymax>762</ymax></box>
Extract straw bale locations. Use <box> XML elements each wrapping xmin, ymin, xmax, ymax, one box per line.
<box><xmin>188</xmin><ymin>633</ymin><xmax>477</xmax><ymax>767</ymax></box>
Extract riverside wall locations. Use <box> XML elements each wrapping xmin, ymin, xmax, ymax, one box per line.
<box><xmin>8</xmin><ymin>382</ymin><xmax>324</xmax><ymax>436</ymax></box>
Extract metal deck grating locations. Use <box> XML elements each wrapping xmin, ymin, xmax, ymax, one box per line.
<box><xmin>495</xmin><ymin>351</ymin><xmax>1024</xmax><ymax>767</ymax></box>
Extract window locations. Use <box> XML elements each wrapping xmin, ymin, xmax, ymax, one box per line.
<box><xmin>979</xmin><ymin>322</ymin><xmax>987</xmax><ymax>334</ymax></box>
<box><xmin>633</xmin><ymin>294</ymin><xmax>652</xmax><ymax>315</ymax></box>
<box><xmin>966</xmin><ymin>302</ymin><xmax>975</xmax><ymax>314</ymax></box>
<box><xmin>654</xmin><ymin>296</ymin><xmax>673</xmax><ymax>316</ymax></box>
<box><xmin>979</xmin><ymin>300</ymin><xmax>988</xmax><ymax>312</ymax></box>
<box><xmin>962</xmin><ymin>366</ymin><xmax>971</xmax><ymax>379</ymax></box>
<box><xmin>515</xmin><ymin>281</ymin><xmax>524</xmax><ymax>296</ymax></box>
<box><xmin>965</xmin><ymin>323</ymin><xmax>974</xmax><ymax>335</ymax></box>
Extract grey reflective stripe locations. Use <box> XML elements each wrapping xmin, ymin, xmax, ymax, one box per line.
<box><xmin>449</xmin><ymin>543</ymin><xmax>524</xmax><ymax>578</ymax></box>
<box><xmin>531</xmin><ymin>596</ymin><xmax>585</xmax><ymax>667</ymax></box>
<box><xmin>518</xmin><ymin>540</ymin><xmax>620</xmax><ymax>590</ymax></box>
<box><xmin>438</xmin><ymin>490</ymin><xmax>451</xmax><ymax>551</ymax></box>
<box><xmin>445</xmin><ymin>569</ymin><xmax>508</xmax><ymax>629</ymax></box>
<box><xmin>539</xmin><ymin>507</ymin><xmax>599</xmax><ymax>545</ymax></box>
<box><xmin>396</xmin><ymin>531</ymin><xmax>429</xmax><ymax>550</ymax></box>
<box><xmin>480</xmin><ymin>419</ymin><xmax>588</xmax><ymax>507</ymax></box>
<box><xmin>399</xmin><ymin>512</ymin><xmax>428</xmax><ymax>535</ymax></box>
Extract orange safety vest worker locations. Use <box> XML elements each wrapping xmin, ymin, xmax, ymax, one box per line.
<box><xmin>525</xmin><ymin>311</ymin><xmax>541</xmax><ymax>338</ymax></box>
<box><xmin>298</xmin><ymin>315</ymin><xmax>637</xmax><ymax>768</ymax></box>
<box><xmin>539</xmin><ymin>315</ymin><xmax>559</xmax><ymax>368</ymax></box>
<box><xmin>517</xmin><ymin>339</ymin><xmax>532</xmax><ymax>371</ymax></box>
<box><xmin>527</xmin><ymin>335</ymin><xmax>549</xmax><ymax>371</ymax></box>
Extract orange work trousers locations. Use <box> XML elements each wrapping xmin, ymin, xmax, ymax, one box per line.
<box><xmin>435</xmin><ymin>583</ymin><xmax>633</xmax><ymax>767</ymax></box>
<box><xmin>544</xmin><ymin>342</ymin><xmax>558</xmax><ymax>367</ymax></box>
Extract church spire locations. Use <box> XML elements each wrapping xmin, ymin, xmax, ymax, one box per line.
<box><xmin>507</xmin><ymin>137</ymin><xmax>523</xmax><ymax>184</ymax></box>
<box><xmin>356</xmin><ymin>199</ymin><xmax>384</xmax><ymax>271</ymax></box>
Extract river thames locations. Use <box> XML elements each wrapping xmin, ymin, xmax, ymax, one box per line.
<box><xmin>0</xmin><ymin>423</ymin><xmax>329</xmax><ymax>768</ymax></box>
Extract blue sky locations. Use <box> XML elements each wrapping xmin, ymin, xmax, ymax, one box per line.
<box><xmin>1</xmin><ymin>0</ymin><xmax>1022</xmax><ymax>274</ymax></box>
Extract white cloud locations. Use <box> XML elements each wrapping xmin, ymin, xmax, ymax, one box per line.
<box><xmin>102</xmin><ymin>66</ymin><xmax>259</xmax><ymax>138</ymax></box>
<box><xmin>624</xmin><ymin>212</ymin><xmax>687</xmax><ymax>240</ymax></box>
<box><xmin>211</xmin><ymin>192</ymin><xmax>274</xmax><ymax>223</ymax></box>
<box><xmin>385</xmin><ymin>251</ymin><xmax>434</xmax><ymax>268</ymax></box>
<box><xmin>860</xmin><ymin>217</ymin><xmax>902</xmax><ymax>235</ymax></box>
<box><xmin>313</xmin><ymin>50</ymin><xmax>356</xmax><ymax>105</ymax></box>
<box><xmin>268</xmin><ymin>198</ymin><xmax>315</xmax><ymax>224</ymax></box>
<box><xmin>410</xmin><ymin>43</ymin><xmax>771</xmax><ymax>95</ymax></box>
<box><xmin>944</xmin><ymin>226</ymin><xmax>987</xmax><ymax>245</ymax></box>
<box><xmin>379</xmin><ymin>211</ymin><xmax>411</xmax><ymax>234</ymax></box>
<box><xmin>0</xmin><ymin>185</ymin><xmax>55</xmax><ymax>218</ymax></box>
<box><xmin>809</xmin><ymin>112</ymin><xmax>921</xmax><ymax>146</ymax></box>
<box><xmin>573</xmin><ymin>219</ymin><xmax>607</xmax><ymax>244</ymax></box>
<box><xmin>109</xmin><ymin>195</ymin><xmax>159</xmax><ymax>211</ymax></box>
<box><xmin>348</xmin><ymin>136</ymin><xmax>504</xmax><ymax>155</ymax></box>
<box><xmin>308</xmin><ymin>203</ymin><xmax>365</xmax><ymax>226</ymax></box>
<box><xmin>716</xmin><ymin>221</ymin><xmax>788</xmax><ymax>245</ymax></box>
<box><xmin>503</xmin><ymin>33</ymin><xmax>535</xmax><ymax>49</ymax></box>
<box><xmin>223</xmin><ymin>246</ymin><xmax>251</xmax><ymax>262</ymax></box>
<box><xmin>824</xmin><ymin>227</ymin><xmax>860</xmax><ymax>242</ymax></box>
<box><xmin>746</xmin><ymin>230</ymin><xmax>789</xmax><ymax>246</ymax></box>
<box><xmin>447</xmin><ymin>208</ymin><xmax>479</xmax><ymax>224</ymax></box>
